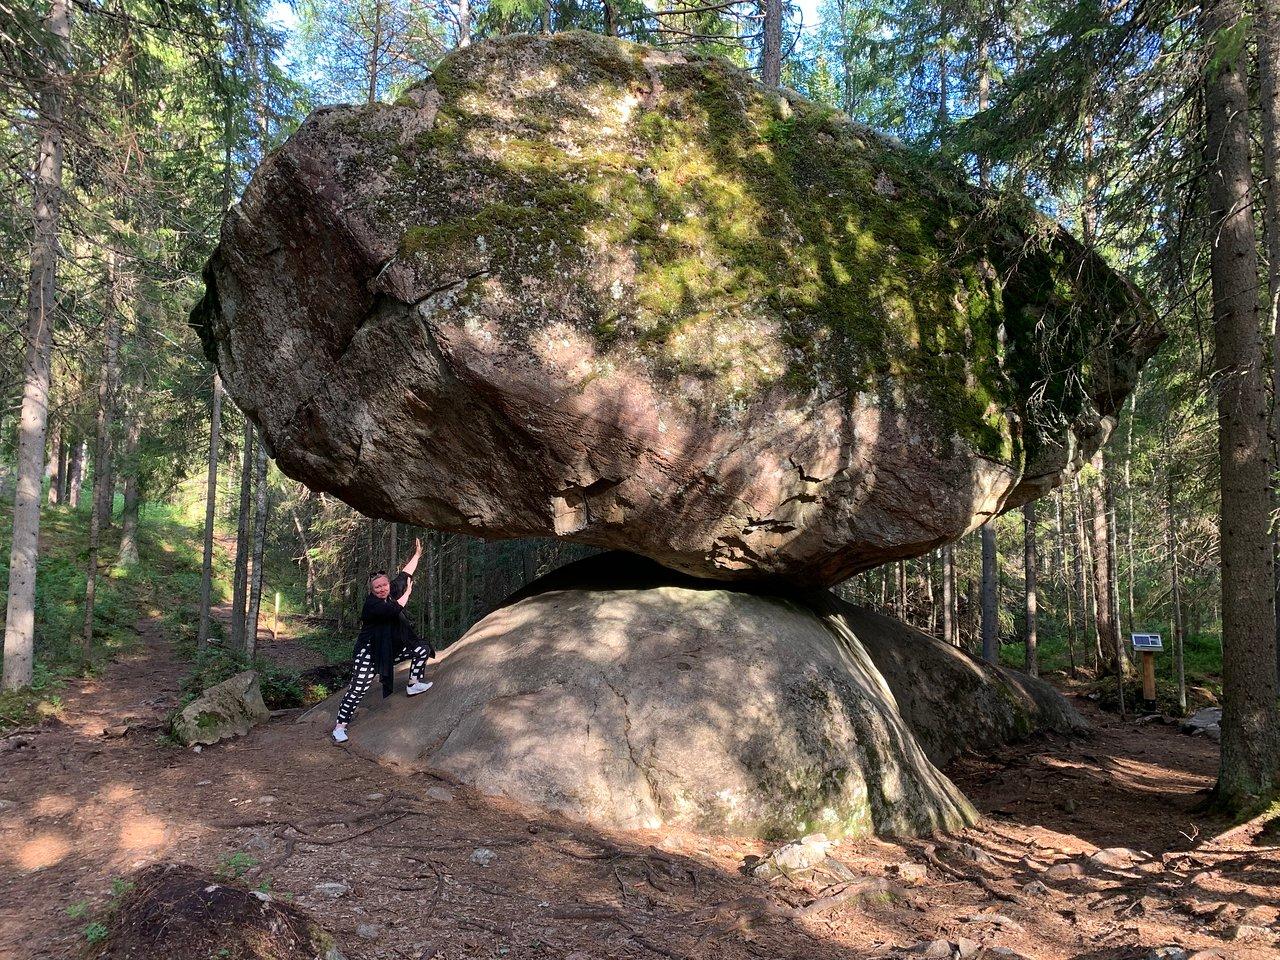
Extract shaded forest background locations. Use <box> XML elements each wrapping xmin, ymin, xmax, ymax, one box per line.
<box><xmin>2</xmin><ymin>0</ymin><xmax>1279</xmax><ymax>807</ymax></box>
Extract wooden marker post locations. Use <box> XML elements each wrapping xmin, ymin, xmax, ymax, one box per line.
<box><xmin>1131</xmin><ymin>634</ymin><xmax>1163</xmax><ymax>710</ymax></box>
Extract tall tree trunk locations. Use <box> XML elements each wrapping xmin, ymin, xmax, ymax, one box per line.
<box><xmin>458</xmin><ymin>0</ymin><xmax>471</xmax><ymax>45</ymax></box>
<box><xmin>1091</xmin><ymin>449</ymin><xmax>1126</xmax><ymax>717</ymax></box>
<box><xmin>762</xmin><ymin>0</ymin><xmax>783</xmax><ymax>86</ymax></box>
<box><xmin>602</xmin><ymin>0</ymin><xmax>615</xmax><ymax>37</ymax></box>
<box><xmin>68</xmin><ymin>438</ymin><xmax>85</xmax><ymax>507</ymax></box>
<box><xmin>981</xmin><ymin>521</ymin><xmax>998</xmax><ymax>663</ymax></box>
<box><xmin>1023</xmin><ymin>502</ymin><xmax>1038</xmax><ymax>677</ymax></box>
<box><xmin>230</xmin><ymin>420</ymin><xmax>254</xmax><ymax>649</ymax></box>
<box><xmin>57</xmin><ymin>437</ymin><xmax>69</xmax><ymax>504</ymax></box>
<box><xmin>1072</xmin><ymin>476</ymin><xmax>1095</xmax><ymax>672</ymax></box>
<box><xmin>290</xmin><ymin>502</ymin><xmax>316</xmax><ymax>614</ymax></box>
<box><xmin>977</xmin><ymin>34</ymin><xmax>991</xmax><ymax>187</ymax></box>
<box><xmin>1166</xmin><ymin>450</ymin><xmax>1187</xmax><ymax>715</ymax></box>
<box><xmin>941</xmin><ymin>543</ymin><xmax>956</xmax><ymax>646</ymax></box>
<box><xmin>197</xmin><ymin>374</ymin><xmax>224</xmax><ymax>647</ymax></box>
<box><xmin>245</xmin><ymin>441</ymin><xmax>269</xmax><ymax>658</ymax></box>
<box><xmin>1204</xmin><ymin>0</ymin><xmax>1280</xmax><ymax>805</ymax></box>
<box><xmin>1056</xmin><ymin>490</ymin><xmax>1079</xmax><ymax>677</ymax></box>
<box><xmin>117</xmin><ymin>398</ymin><xmax>142</xmax><ymax>568</ymax></box>
<box><xmin>83</xmin><ymin>248</ymin><xmax>123</xmax><ymax>661</ymax></box>
<box><xmin>4</xmin><ymin>0</ymin><xmax>71</xmax><ymax>691</ymax></box>
<box><xmin>896</xmin><ymin>559</ymin><xmax>907</xmax><ymax>620</ymax></box>
<box><xmin>1124</xmin><ymin>391</ymin><xmax>1138</xmax><ymax>638</ymax></box>
<box><xmin>46</xmin><ymin>420</ymin><xmax>61</xmax><ymax>506</ymax></box>
<box><xmin>1260</xmin><ymin>0</ymin><xmax>1280</xmax><ymax>688</ymax></box>
<box><xmin>1089</xmin><ymin>451</ymin><xmax>1119</xmax><ymax>670</ymax></box>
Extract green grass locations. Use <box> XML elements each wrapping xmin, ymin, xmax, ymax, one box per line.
<box><xmin>0</xmin><ymin>496</ymin><xmax>226</xmax><ymax>728</ymax></box>
<box><xmin>998</xmin><ymin>627</ymin><xmax>1223</xmax><ymax>716</ymax></box>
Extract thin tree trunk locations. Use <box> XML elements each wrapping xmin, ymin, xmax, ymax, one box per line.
<box><xmin>762</xmin><ymin>0</ymin><xmax>783</xmax><ymax>86</ymax></box>
<box><xmin>83</xmin><ymin>249</ymin><xmax>123</xmax><ymax>661</ymax></box>
<box><xmin>46</xmin><ymin>420</ymin><xmax>61</xmax><ymax>506</ymax></box>
<box><xmin>1024</xmin><ymin>502</ymin><xmax>1038</xmax><ymax>677</ymax></box>
<box><xmin>1125</xmin><ymin>391</ymin><xmax>1138</xmax><ymax>638</ymax></box>
<box><xmin>1204</xmin><ymin>0</ymin><xmax>1280</xmax><ymax>805</ymax></box>
<box><xmin>977</xmin><ymin>34</ymin><xmax>991</xmax><ymax>187</ymax></box>
<box><xmin>245</xmin><ymin>441</ymin><xmax>269</xmax><ymax>658</ymax></box>
<box><xmin>290</xmin><ymin>503</ymin><xmax>316</xmax><ymax>613</ymax></box>
<box><xmin>1166</xmin><ymin>451</ymin><xmax>1186</xmax><ymax>714</ymax></box>
<box><xmin>896</xmin><ymin>559</ymin><xmax>907</xmax><ymax>621</ymax></box>
<box><xmin>117</xmin><ymin>398</ymin><xmax>142</xmax><ymax>567</ymax></box>
<box><xmin>942</xmin><ymin>543</ymin><xmax>956</xmax><ymax>646</ymax></box>
<box><xmin>1072</xmin><ymin>476</ymin><xmax>1095</xmax><ymax>672</ymax></box>
<box><xmin>981</xmin><ymin>521</ymin><xmax>998</xmax><ymax>663</ymax></box>
<box><xmin>1089</xmin><ymin>451</ymin><xmax>1119</xmax><ymax>672</ymax></box>
<box><xmin>3</xmin><ymin>0</ymin><xmax>71</xmax><ymax>691</ymax></box>
<box><xmin>197</xmin><ymin>374</ymin><xmax>224</xmax><ymax>647</ymax></box>
<box><xmin>458</xmin><ymin>0</ymin><xmax>471</xmax><ymax>45</ymax></box>
<box><xmin>230</xmin><ymin>420</ymin><xmax>254</xmax><ymax>649</ymax></box>
<box><xmin>68</xmin><ymin>439</ymin><xmax>85</xmax><ymax>507</ymax></box>
<box><xmin>1056</xmin><ymin>490</ymin><xmax>1078</xmax><ymax>678</ymax></box>
<box><xmin>57</xmin><ymin>437</ymin><xmax>69</xmax><ymax>503</ymax></box>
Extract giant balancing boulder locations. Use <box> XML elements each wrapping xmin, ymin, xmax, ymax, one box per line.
<box><xmin>193</xmin><ymin>31</ymin><xmax>1160</xmax><ymax>585</ymax></box>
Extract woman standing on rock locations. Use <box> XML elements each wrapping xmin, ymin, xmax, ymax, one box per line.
<box><xmin>332</xmin><ymin>538</ymin><xmax>434</xmax><ymax>743</ymax></box>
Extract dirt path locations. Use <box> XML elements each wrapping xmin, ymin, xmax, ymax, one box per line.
<box><xmin>2</xmin><ymin>620</ymin><xmax>1277</xmax><ymax>960</ymax></box>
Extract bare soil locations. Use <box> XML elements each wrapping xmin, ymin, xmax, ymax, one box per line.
<box><xmin>2</xmin><ymin>615</ymin><xmax>1277</xmax><ymax>960</ymax></box>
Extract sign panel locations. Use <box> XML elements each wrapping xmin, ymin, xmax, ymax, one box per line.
<box><xmin>1131</xmin><ymin>633</ymin><xmax>1163</xmax><ymax>651</ymax></box>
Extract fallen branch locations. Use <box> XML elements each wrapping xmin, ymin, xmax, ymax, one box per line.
<box><xmin>921</xmin><ymin>843</ymin><xmax>1032</xmax><ymax>907</ymax></box>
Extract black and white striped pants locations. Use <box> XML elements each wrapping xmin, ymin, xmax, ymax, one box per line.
<box><xmin>334</xmin><ymin>643</ymin><xmax>431</xmax><ymax>725</ymax></box>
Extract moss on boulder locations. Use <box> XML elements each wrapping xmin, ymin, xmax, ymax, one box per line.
<box><xmin>194</xmin><ymin>32</ymin><xmax>1161</xmax><ymax>586</ymax></box>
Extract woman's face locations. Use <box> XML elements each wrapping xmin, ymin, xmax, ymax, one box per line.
<box><xmin>371</xmin><ymin>575</ymin><xmax>391</xmax><ymax>599</ymax></box>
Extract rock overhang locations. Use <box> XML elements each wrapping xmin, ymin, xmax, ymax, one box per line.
<box><xmin>192</xmin><ymin>31</ymin><xmax>1163</xmax><ymax>586</ymax></box>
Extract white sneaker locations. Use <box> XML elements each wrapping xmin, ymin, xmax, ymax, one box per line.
<box><xmin>331</xmin><ymin>726</ymin><xmax>349</xmax><ymax>743</ymax></box>
<box><xmin>406</xmin><ymin>680</ymin><xmax>433</xmax><ymax>697</ymax></box>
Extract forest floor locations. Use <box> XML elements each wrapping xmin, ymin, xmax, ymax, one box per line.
<box><xmin>1</xmin><ymin>613</ymin><xmax>1278</xmax><ymax>960</ymax></box>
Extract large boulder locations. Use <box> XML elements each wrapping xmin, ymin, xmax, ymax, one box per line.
<box><xmin>306</xmin><ymin>554</ymin><xmax>1086</xmax><ymax>839</ymax></box>
<box><xmin>194</xmin><ymin>32</ymin><xmax>1160</xmax><ymax>587</ymax></box>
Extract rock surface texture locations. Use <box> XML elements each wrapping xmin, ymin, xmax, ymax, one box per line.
<box><xmin>171</xmin><ymin>670</ymin><xmax>270</xmax><ymax>746</ymax></box>
<box><xmin>195</xmin><ymin>32</ymin><xmax>1161</xmax><ymax>586</ymax></box>
<box><xmin>306</xmin><ymin>554</ymin><xmax>1087</xmax><ymax>838</ymax></box>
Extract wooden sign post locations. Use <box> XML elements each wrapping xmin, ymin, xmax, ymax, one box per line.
<box><xmin>1131</xmin><ymin>633</ymin><xmax>1163</xmax><ymax>707</ymax></box>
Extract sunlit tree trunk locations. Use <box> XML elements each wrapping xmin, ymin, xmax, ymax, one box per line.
<box><xmin>230</xmin><ymin>420</ymin><xmax>255</xmax><ymax>649</ymax></box>
<box><xmin>68</xmin><ymin>438</ymin><xmax>85</xmax><ymax>507</ymax></box>
<box><xmin>83</xmin><ymin>247</ymin><xmax>123</xmax><ymax>661</ymax></box>
<box><xmin>245</xmin><ymin>442</ymin><xmax>269</xmax><ymax>658</ymax></box>
<box><xmin>1023</xmin><ymin>502</ymin><xmax>1038</xmax><ymax>677</ymax></box>
<box><xmin>1204</xmin><ymin>0</ymin><xmax>1280</xmax><ymax>805</ymax></box>
<box><xmin>197</xmin><ymin>373</ymin><xmax>223</xmax><ymax>647</ymax></box>
<box><xmin>762</xmin><ymin>0</ymin><xmax>782</xmax><ymax>86</ymax></box>
<box><xmin>4</xmin><ymin>0</ymin><xmax>72</xmax><ymax>691</ymax></box>
<box><xmin>117</xmin><ymin>397</ymin><xmax>142</xmax><ymax>568</ymax></box>
<box><xmin>1165</xmin><ymin>446</ymin><xmax>1186</xmax><ymax>714</ymax></box>
<box><xmin>981</xmin><ymin>521</ymin><xmax>997</xmax><ymax>663</ymax></box>
<box><xmin>46</xmin><ymin>420</ymin><xmax>62</xmax><ymax>506</ymax></box>
<box><xmin>942</xmin><ymin>543</ymin><xmax>956</xmax><ymax>646</ymax></box>
<box><xmin>458</xmin><ymin>0</ymin><xmax>471</xmax><ymax>45</ymax></box>
<box><xmin>1056</xmin><ymin>491</ymin><xmax>1078</xmax><ymax>677</ymax></box>
<box><xmin>1260</xmin><ymin>0</ymin><xmax>1280</xmax><ymax>687</ymax></box>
